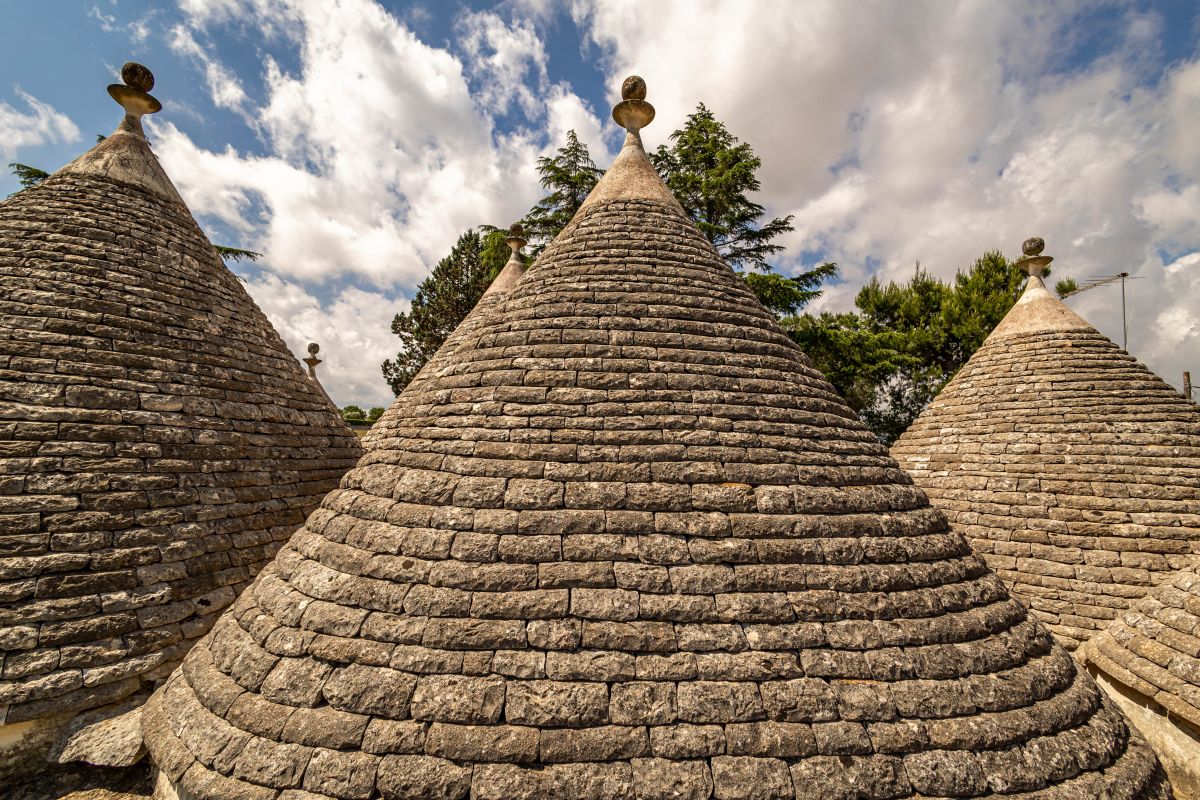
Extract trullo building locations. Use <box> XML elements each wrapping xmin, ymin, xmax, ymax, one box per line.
<box><xmin>143</xmin><ymin>78</ymin><xmax>1169</xmax><ymax>800</ymax></box>
<box><xmin>0</xmin><ymin>64</ymin><xmax>362</xmax><ymax>775</ymax></box>
<box><xmin>1079</xmin><ymin>567</ymin><xmax>1200</xmax><ymax>798</ymax></box>
<box><xmin>892</xmin><ymin>239</ymin><xmax>1200</xmax><ymax>650</ymax></box>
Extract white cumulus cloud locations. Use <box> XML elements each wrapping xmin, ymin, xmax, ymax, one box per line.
<box><xmin>0</xmin><ymin>90</ymin><xmax>81</xmax><ymax>161</ymax></box>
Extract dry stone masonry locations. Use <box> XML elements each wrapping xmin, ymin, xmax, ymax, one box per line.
<box><xmin>0</xmin><ymin>63</ymin><xmax>362</xmax><ymax>773</ymax></box>
<box><xmin>892</xmin><ymin>238</ymin><xmax>1200</xmax><ymax>650</ymax></box>
<box><xmin>1079</xmin><ymin>568</ymin><xmax>1200</xmax><ymax>798</ymax></box>
<box><xmin>142</xmin><ymin>79</ymin><xmax>1170</xmax><ymax>800</ymax></box>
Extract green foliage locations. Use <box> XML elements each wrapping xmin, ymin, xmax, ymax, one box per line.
<box><xmin>7</xmin><ymin>162</ymin><xmax>49</xmax><ymax>193</ymax></box>
<box><xmin>651</xmin><ymin>103</ymin><xmax>795</xmax><ymax>271</ymax></box>
<box><xmin>381</xmin><ymin>227</ymin><xmax>510</xmax><ymax>395</ymax></box>
<box><xmin>521</xmin><ymin>130</ymin><xmax>602</xmax><ymax>253</ymax></box>
<box><xmin>341</xmin><ymin>405</ymin><xmax>366</xmax><ymax>423</ymax></box>
<box><xmin>367</xmin><ymin>407</ymin><xmax>386</xmax><ymax>422</ymax></box>
<box><xmin>788</xmin><ymin>251</ymin><xmax>1025</xmax><ymax>444</ymax></box>
<box><xmin>1055</xmin><ymin>277</ymin><xmax>1078</xmax><ymax>297</ymax></box>
<box><xmin>214</xmin><ymin>245</ymin><xmax>263</xmax><ymax>263</ymax></box>
<box><xmin>743</xmin><ymin>262</ymin><xmax>839</xmax><ymax>317</ymax></box>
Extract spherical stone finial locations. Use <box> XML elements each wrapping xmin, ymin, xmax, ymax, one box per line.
<box><xmin>122</xmin><ymin>62</ymin><xmax>155</xmax><ymax>93</ymax></box>
<box><xmin>613</xmin><ymin>75</ymin><xmax>655</xmax><ymax>133</ymax></box>
<box><xmin>622</xmin><ymin>75</ymin><xmax>647</xmax><ymax>101</ymax></box>
<box><xmin>1022</xmin><ymin>237</ymin><xmax>1045</xmax><ymax>257</ymax></box>
<box><xmin>307</xmin><ymin>342</ymin><xmax>320</xmax><ymax>355</ymax></box>
<box><xmin>508</xmin><ymin>223</ymin><xmax>525</xmax><ymax>239</ymax></box>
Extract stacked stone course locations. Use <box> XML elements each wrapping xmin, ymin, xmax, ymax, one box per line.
<box><xmin>891</xmin><ymin>248</ymin><xmax>1200</xmax><ymax>651</ymax></box>
<box><xmin>0</xmin><ymin>63</ymin><xmax>362</xmax><ymax>772</ymax></box>
<box><xmin>1079</xmin><ymin>569</ymin><xmax>1200</xmax><ymax>797</ymax></box>
<box><xmin>144</xmin><ymin>81</ymin><xmax>1169</xmax><ymax>799</ymax></box>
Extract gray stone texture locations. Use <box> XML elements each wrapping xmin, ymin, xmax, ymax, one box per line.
<box><xmin>892</xmin><ymin>274</ymin><xmax>1200</xmax><ymax>650</ymax></box>
<box><xmin>1080</xmin><ymin>569</ymin><xmax>1200</xmax><ymax>797</ymax></box>
<box><xmin>0</xmin><ymin>119</ymin><xmax>363</xmax><ymax>740</ymax></box>
<box><xmin>143</xmin><ymin>110</ymin><xmax>1169</xmax><ymax>798</ymax></box>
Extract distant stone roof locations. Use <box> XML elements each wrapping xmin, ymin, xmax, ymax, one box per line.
<box><xmin>892</xmin><ymin>239</ymin><xmax>1200</xmax><ymax>650</ymax></box>
<box><xmin>0</xmin><ymin>64</ymin><xmax>362</xmax><ymax>730</ymax></box>
<box><xmin>1080</xmin><ymin>568</ymin><xmax>1200</xmax><ymax>730</ymax></box>
<box><xmin>360</xmin><ymin>224</ymin><xmax>528</xmax><ymax>451</ymax></box>
<box><xmin>144</xmin><ymin>81</ymin><xmax>1167</xmax><ymax>800</ymax></box>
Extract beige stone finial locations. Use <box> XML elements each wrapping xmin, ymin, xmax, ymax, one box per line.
<box><xmin>107</xmin><ymin>61</ymin><xmax>162</xmax><ymax>118</ymax></box>
<box><xmin>303</xmin><ymin>342</ymin><xmax>322</xmax><ymax>379</ymax></box>
<box><xmin>613</xmin><ymin>75</ymin><xmax>654</xmax><ymax>133</ymax></box>
<box><xmin>1015</xmin><ymin>235</ymin><xmax>1053</xmax><ymax>278</ymax></box>
<box><xmin>505</xmin><ymin>223</ymin><xmax>527</xmax><ymax>258</ymax></box>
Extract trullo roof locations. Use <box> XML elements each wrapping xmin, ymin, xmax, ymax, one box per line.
<box><xmin>0</xmin><ymin>64</ymin><xmax>361</xmax><ymax>730</ymax></box>
<box><xmin>892</xmin><ymin>238</ymin><xmax>1200</xmax><ymax>650</ymax></box>
<box><xmin>143</xmin><ymin>79</ymin><xmax>1168</xmax><ymax>800</ymax></box>
<box><xmin>1080</xmin><ymin>567</ymin><xmax>1200</xmax><ymax>730</ymax></box>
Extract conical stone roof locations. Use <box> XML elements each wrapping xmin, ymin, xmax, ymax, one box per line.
<box><xmin>1080</xmin><ymin>567</ymin><xmax>1200</xmax><ymax>729</ymax></box>
<box><xmin>360</xmin><ymin>225</ymin><xmax>529</xmax><ymax>452</ymax></box>
<box><xmin>892</xmin><ymin>238</ymin><xmax>1200</xmax><ymax>650</ymax></box>
<box><xmin>1078</xmin><ymin>567</ymin><xmax>1200</xmax><ymax>797</ymax></box>
<box><xmin>144</xmin><ymin>80</ymin><xmax>1167</xmax><ymax>800</ymax></box>
<box><xmin>0</xmin><ymin>65</ymin><xmax>361</xmax><ymax>735</ymax></box>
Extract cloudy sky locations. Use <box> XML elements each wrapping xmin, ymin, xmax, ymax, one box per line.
<box><xmin>2</xmin><ymin>0</ymin><xmax>1199</xmax><ymax>408</ymax></box>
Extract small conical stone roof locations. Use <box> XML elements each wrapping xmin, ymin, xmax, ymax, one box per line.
<box><xmin>1080</xmin><ymin>567</ymin><xmax>1200</xmax><ymax>729</ymax></box>
<box><xmin>0</xmin><ymin>65</ymin><xmax>361</xmax><ymax>734</ymax></box>
<box><xmin>144</xmin><ymin>81</ymin><xmax>1167</xmax><ymax>800</ymax></box>
<box><xmin>361</xmin><ymin>225</ymin><xmax>529</xmax><ymax>451</ymax></box>
<box><xmin>1078</xmin><ymin>567</ymin><xmax>1200</xmax><ymax>795</ymax></box>
<box><xmin>892</xmin><ymin>239</ymin><xmax>1200</xmax><ymax>650</ymax></box>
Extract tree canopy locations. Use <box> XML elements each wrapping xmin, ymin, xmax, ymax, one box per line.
<box><xmin>380</xmin><ymin>227</ymin><xmax>511</xmax><ymax>395</ymax></box>
<box><xmin>787</xmin><ymin>251</ymin><xmax>1026</xmax><ymax>444</ymax></box>
<box><xmin>520</xmin><ymin>130</ymin><xmax>602</xmax><ymax>254</ymax></box>
<box><xmin>651</xmin><ymin>104</ymin><xmax>835</xmax><ymax>317</ymax></box>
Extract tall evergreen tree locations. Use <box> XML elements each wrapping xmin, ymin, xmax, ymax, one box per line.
<box><xmin>652</xmin><ymin>103</ymin><xmax>795</xmax><ymax>270</ymax></box>
<box><xmin>521</xmin><ymin>130</ymin><xmax>602</xmax><ymax>253</ymax></box>
<box><xmin>652</xmin><ymin>103</ymin><xmax>832</xmax><ymax>316</ymax></box>
<box><xmin>381</xmin><ymin>227</ymin><xmax>511</xmax><ymax>395</ymax></box>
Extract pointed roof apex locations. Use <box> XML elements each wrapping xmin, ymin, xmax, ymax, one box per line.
<box><xmin>56</xmin><ymin>60</ymin><xmax>186</xmax><ymax>205</ymax></box>
<box><xmin>986</xmin><ymin>235</ymin><xmax>1093</xmax><ymax>341</ymax></box>
<box><xmin>575</xmin><ymin>75</ymin><xmax>685</xmax><ymax>217</ymax></box>
<box><xmin>483</xmin><ymin>223</ymin><xmax>529</xmax><ymax>298</ymax></box>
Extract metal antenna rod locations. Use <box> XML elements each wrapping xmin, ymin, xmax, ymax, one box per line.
<box><xmin>1058</xmin><ymin>271</ymin><xmax>1140</xmax><ymax>350</ymax></box>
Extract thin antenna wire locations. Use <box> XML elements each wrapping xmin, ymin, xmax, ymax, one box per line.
<box><xmin>1058</xmin><ymin>271</ymin><xmax>1143</xmax><ymax>350</ymax></box>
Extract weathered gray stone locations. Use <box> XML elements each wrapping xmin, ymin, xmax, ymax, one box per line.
<box><xmin>142</xmin><ymin>80</ymin><xmax>1170</xmax><ymax>800</ymax></box>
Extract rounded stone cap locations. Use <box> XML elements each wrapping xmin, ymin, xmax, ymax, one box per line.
<box><xmin>307</xmin><ymin>342</ymin><xmax>320</xmax><ymax>355</ymax></box>
<box><xmin>613</xmin><ymin>75</ymin><xmax>655</xmax><ymax>132</ymax></box>
<box><xmin>1022</xmin><ymin>237</ymin><xmax>1045</xmax><ymax>257</ymax></box>
<box><xmin>122</xmin><ymin>62</ymin><xmax>155</xmax><ymax>93</ymax></box>
<box><xmin>622</xmin><ymin>75</ymin><xmax>647</xmax><ymax>101</ymax></box>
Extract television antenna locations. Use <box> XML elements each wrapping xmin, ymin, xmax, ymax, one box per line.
<box><xmin>1057</xmin><ymin>271</ymin><xmax>1143</xmax><ymax>350</ymax></box>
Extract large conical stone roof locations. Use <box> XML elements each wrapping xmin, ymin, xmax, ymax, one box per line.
<box><xmin>892</xmin><ymin>239</ymin><xmax>1200</xmax><ymax>650</ymax></box>
<box><xmin>144</xmin><ymin>79</ymin><xmax>1167</xmax><ymax>800</ymax></box>
<box><xmin>0</xmin><ymin>65</ymin><xmax>361</xmax><ymax>735</ymax></box>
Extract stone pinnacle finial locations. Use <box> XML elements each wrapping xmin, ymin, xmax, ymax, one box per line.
<box><xmin>612</xmin><ymin>75</ymin><xmax>655</xmax><ymax>133</ymax></box>
<box><xmin>303</xmin><ymin>342</ymin><xmax>323</xmax><ymax>379</ymax></box>
<box><xmin>505</xmin><ymin>223</ymin><xmax>527</xmax><ymax>260</ymax></box>
<box><xmin>1015</xmin><ymin>235</ymin><xmax>1053</xmax><ymax>278</ymax></box>
<box><xmin>107</xmin><ymin>61</ymin><xmax>162</xmax><ymax>118</ymax></box>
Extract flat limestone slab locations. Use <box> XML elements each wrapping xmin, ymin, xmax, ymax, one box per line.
<box><xmin>54</xmin><ymin>706</ymin><xmax>145</xmax><ymax>769</ymax></box>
